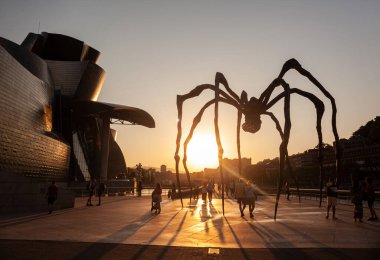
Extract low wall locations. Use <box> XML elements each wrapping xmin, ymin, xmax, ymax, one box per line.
<box><xmin>0</xmin><ymin>171</ymin><xmax>75</xmax><ymax>214</ymax></box>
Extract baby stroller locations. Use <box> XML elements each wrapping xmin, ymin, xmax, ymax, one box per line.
<box><xmin>151</xmin><ymin>194</ymin><xmax>161</xmax><ymax>214</ymax></box>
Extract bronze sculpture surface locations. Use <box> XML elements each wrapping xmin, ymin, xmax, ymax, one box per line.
<box><xmin>174</xmin><ymin>58</ymin><xmax>342</xmax><ymax>219</ymax></box>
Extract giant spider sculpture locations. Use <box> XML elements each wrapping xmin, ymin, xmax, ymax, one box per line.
<box><xmin>174</xmin><ymin>59</ymin><xmax>343</xmax><ymax>219</ymax></box>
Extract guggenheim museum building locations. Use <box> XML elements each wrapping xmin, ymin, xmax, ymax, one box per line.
<box><xmin>0</xmin><ymin>32</ymin><xmax>155</xmax><ymax>213</ymax></box>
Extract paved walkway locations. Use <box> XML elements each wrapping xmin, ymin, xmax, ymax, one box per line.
<box><xmin>1</xmin><ymin>195</ymin><xmax>380</xmax><ymax>259</ymax></box>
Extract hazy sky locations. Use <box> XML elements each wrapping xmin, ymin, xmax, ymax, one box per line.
<box><xmin>1</xmin><ymin>1</ymin><xmax>379</xmax><ymax>172</ymax></box>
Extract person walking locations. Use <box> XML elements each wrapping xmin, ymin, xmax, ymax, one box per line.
<box><xmin>246</xmin><ymin>181</ymin><xmax>256</xmax><ymax>218</ymax></box>
<box><xmin>235</xmin><ymin>179</ymin><xmax>247</xmax><ymax>217</ymax></box>
<box><xmin>364</xmin><ymin>177</ymin><xmax>378</xmax><ymax>221</ymax></box>
<box><xmin>351</xmin><ymin>179</ymin><xmax>364</xmax><ymax>222</ymax></box>
<box><xmin>46</xmin><ymin>181</ymin><xmax>58</xmax><ymax>214</ymax></box>
<box><xmin>325</xmin><ymin>177</ymin><xmax>338</xmax><ymax>220</ymax></box>
<box><xmin>207</xmin><ymin>180</ymin><xmax>214</xmax><ymax>204</ymax></box>
<box><xmin>171</xmin><ymin>183</ymin><xmax>176</xmax><ymax>200</ymax></box>
<box><xmin>151</xmin><ymin>183</ymin><xmax>162</xmax><ymax>213</ymax></box>
<box><xmin>285</xmin><ymin>182</ymin><xmax>291</xmax><ymax>201</ymax></box>
<box><xmin>229</xmin><ymin>181</ymin><xmax>235</xmax><ymax>197</ymax></box>
<box><xmin>201</xmin><ymin>183</ymin><xmax>208</xmax><ymax>203</ymax></box>
<box><xmin>96</xmin><ymin>181</ymin><xmax>106</xmax><ymax>206</ymax></box>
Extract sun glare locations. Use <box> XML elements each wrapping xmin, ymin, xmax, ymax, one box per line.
<box><xmin>186</xmin><ymin>132</ymin><xmax>219</xmax><ymax>171</ymax></box>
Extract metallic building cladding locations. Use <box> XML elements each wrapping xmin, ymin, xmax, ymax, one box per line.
<box><xmin>0</xmin><ymin>44</ymin><xmax>70</xmax><ymax>180</ymax></box>
<box><xmin>74</xmin><ymin>62</ymin><xmax>105</xmax><ymax>101</ymax></box>
<box><xmin>29</xmin><ymin>32</ymin><xmax>104</xmax><ymax>101</ymax></box>
<box><xmin>0</xmin><ymin>37</ymin><xmax>54</xmax><ymax>87</ymax></box>
<box><xmin>44</xmin><ymin>59</ymin><xmax>105</xmax><ymax>101</ymax></box>
<box><xmin>0</xmin><ymin>33</ymin><xmax>107</xmax><ymax>180</ymax></box>
<box><xmin>24</xmin><ymin>32</ymin><xmax>100</xmax><ymax>63</ymax></box>
<box><xmin>1</xmin><ymin>32</ymin><xmax>155</xmax><ymax>182</ymax></box>
<box><xmin>45</xmin><ymin>60</ymin><xmax>88</xmax><ymax>95</ymax></box>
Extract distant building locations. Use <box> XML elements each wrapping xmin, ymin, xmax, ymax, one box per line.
<box><xmin>341</xmin><ymin>136</ymin><xmax>380</xmax><ymax>167</ymax></box>
<box><xmin>222</xmin><ymin>157</ymin><xmax>252</xmax><ymax>178</ymax></box>
<box><xmin>289</xmin><ymin>147</ymin><xmax>335</xmax><ymax>169</ymax></box>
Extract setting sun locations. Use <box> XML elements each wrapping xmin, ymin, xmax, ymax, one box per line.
<box><xmin>186</xmin><ymin>132</ymin><xmax>219</xmax><ymax>171</ymax></box>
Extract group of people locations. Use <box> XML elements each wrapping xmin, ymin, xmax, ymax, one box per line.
<box><xmin>325</xmin><ymin>176</ymin><xmax>378</xmax><ymax>222</ymax></box>
<box><xmin>351</xmin><ymin>177</ymin><xmax>378</xmax><ymax>222</ymax></box>
<box><xmin>86</xmin><ymin>179</ymin><xmax>106</xmax><ymax>206</ymax></box>
<box><xmin>235</xmin><ymin>179</ymin><xmax>257</xmax><ymax>218</ymax></box>
<box><xmin>200</xmin><ymin>180</ymin><xmax>215</xmax><ymax>204</ymax></box>
<box><xmin>47</xmin><ymin>175</ymin><xmax>377</xmax><ymax>222</ymax></box>
<box><xmin>195</xmin><ymin>178</ymin><xmax>257</xmax><ymax>218</ymax></box>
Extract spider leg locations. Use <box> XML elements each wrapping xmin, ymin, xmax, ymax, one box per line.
<box><xmin>278</xmin><ymin>59</ymin><xmax>342</xmax><ymax>186</ymax></box>
<box><xmin>182</xmin><ymin>98</ymin><xmax>232</xmax><ymax>203</ymax></box>
<box><xmin>237</xmin><ymin>111</ymin><xmax>242</xmax><ymax>176</ymax></box>
<box><xmin>273</xmin><ymin>81</ymin><xmax>291</xmax><ymax>220</ymax></box>
<box><xmin>175</xmin><ymin>83</ymin><xmax>241</xmax><ymax>208</ymax></box>
<box><xmin>267</xmin><ymin>85</ymin><xmax>326</xmax><ymax>209</ymax></box>
<box><xmin>214</xmin><ymin>75</ymin><xmax>225</xmax><ymax>215</ymax></box>
<box><xmin>210</xmin><ymin>73</ymin><xmax>245</xmax><ymax>215</ymax></box>
<box><xmin>264</xmin><ymin>112</ymin><xmax>302</xmax><ymax>203</ymax></box>
<box><xmin>237</xmin><ymin>91</ymin><xmax>249</xmax><ymax>178</ymax></box>
<box><xmin>215</xmin><ymin>72</ymin><xmax>241</xmax><ymax>103</ymax></box>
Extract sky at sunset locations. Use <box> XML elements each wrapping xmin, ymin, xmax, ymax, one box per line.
<box><xmin>1</xmin><ymin>1</ymin><xmax>379</xmax><ymax>172</ymax></box>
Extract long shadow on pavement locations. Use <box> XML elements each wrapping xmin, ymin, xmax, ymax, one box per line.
<box><xmin>130</xmin><ymin>210</ymin><xmax>183</xmax><ymax>259</ymax></box>
<box><xmin>225</xmin><ymin>217</ymin><xmax>250</xmax><ymax>260</ymax></box>
<box><xmin>71</xmin><ymin>205</ymin><xmax>161</xmax><ymax>259</ymax></box>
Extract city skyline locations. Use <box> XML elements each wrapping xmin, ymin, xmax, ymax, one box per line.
<box><xmin>1</xmin><ymin>1</ymin><xmax>379</xmax><ymax>172</ymax></box>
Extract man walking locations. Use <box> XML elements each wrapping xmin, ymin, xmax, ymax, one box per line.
<box><xmin>235</xmin><ymin>179</ymin><xmax>247</xmax><ymax>217</ymax></box>
<box><xmin>207</xmin><ymin>180</ymin><xmax>214</xmax><ymax>203</ymax></box>
<box><xmin>246</xmin><ymin>181</ymin><xmax>256</xmax><ymax>218</ymax></box>
<box><xmin>46</xmin><ymin>181</ymin><xmax>58</xmax><ymax>214</ymax></box>
<box><xmin>326</xmin><ymin>177</ymin><xmax>338</xmax><ymax>220</ymax></box>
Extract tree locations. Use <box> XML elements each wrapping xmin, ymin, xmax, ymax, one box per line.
<box><xmin>353</xmin><ymin>116</ymin><xmax>380</xmax><ymax>144</ymax></box>
<box><xmin>314</xmin><ymin>142</ymin><xmax>333</xmax><ymax>149</ymax></box>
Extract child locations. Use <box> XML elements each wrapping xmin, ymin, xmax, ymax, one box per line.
<box><xmin>151</xmin><ymin>183</ymin><xmax>162</xmax><ymax>213</ymax></box>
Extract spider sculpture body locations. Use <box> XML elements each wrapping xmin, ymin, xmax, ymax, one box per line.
<box><xmin>174</xmin><ymin>58</ymin><xmax>342</xmax><ymax>219</ymax></box>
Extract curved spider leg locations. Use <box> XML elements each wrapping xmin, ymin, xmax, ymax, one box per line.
<box><xmin>237</xmin><ymin>110</ymin><xmax>242</xmax><ymax>177</ymax></box>
<box><xmin>258</xmin><ymin>78</ymin><xmax>291</xmax><ymax>219</ymax></box>
<box><xmin>175</xmin><ymin>84</ymin><xmax>240</xmax><ymax>208</ymax></box>
<box><xmin>278</xmin><ymin>58</ymin><xmax>342</xmax><ymax>186</ymax></box>
<box><xmin>237</xmin><ymin>91</ymin><xmax>248</xmax><ymax>178</ymax></box>
<box><xmin>214</xmin><ymin>74</ymin><xmax>230</xmax><ymax>216</ymax></box>
<box><xmin>215</xmin><ymin>72</ymin><xmax>241</xmax><ymax>103</ymax></box>
<box><xmin>182</xmin><ymin>97</ymin><xmax>233</xmax><ymax>203</ymax></box>
<box><xmin>267</xmin><ymin>87</ymin><xmax>326</xmax><ymax>207</ymax></box>
<box><xmin>213</xmin><ymin>73</ymin><xmax>245</xmax><ymax>214</ymax></box>
<box><xmin>264</xmin><ymin>112</ymin><xmax>302</xmax><ymax>203</ymax></box>
<box><xmin>182</xmin><ymin>101</ymin><xmax>213</xmax><ymax>204</ymax></box>
<box><xmin>276</xmin><ymin>84</ymin><xmax>291</xmax><ymax>220</ymax></box>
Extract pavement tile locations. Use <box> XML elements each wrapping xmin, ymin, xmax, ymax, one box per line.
<box><xmin>1</xmin><ymin>194</ymin><xmax>380</xmax><ymax>259</ymax></box>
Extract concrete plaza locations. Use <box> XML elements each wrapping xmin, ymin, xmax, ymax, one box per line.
<box><xmin>1</xmin><ymin>194</ymin><xmax>379</xmax><ymax>259</ymax></box>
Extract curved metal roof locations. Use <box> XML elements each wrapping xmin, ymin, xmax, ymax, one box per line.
<box><xmin>70</xmin><ymin>100</ymin><xmax>155</xmax><ymax>128</ymax></box>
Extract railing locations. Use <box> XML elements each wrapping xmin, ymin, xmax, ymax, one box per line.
<box><xmin>68</xmin><ymin>185</ymin><xmax>196</xmax><ymax>198</ymax></box>
<box><xmin>68</xmin><ymin>185</ymin><xmax>379</xmax><ymax>209</ymax></box>
<box><xmin>281</xmin><ymin>188</ymin><xmax>379</xmax><ymax>209</ymax></box>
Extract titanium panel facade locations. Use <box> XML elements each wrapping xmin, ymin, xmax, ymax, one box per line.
<box><xmin>0</xmin><ymin>45</ymin><xmax>70</xmax><ymax>180</ymax></box>
<box><xmin>0</xmin><ymin>32</ymin><xmax>155</xmax><ymax>183</ymax></box>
